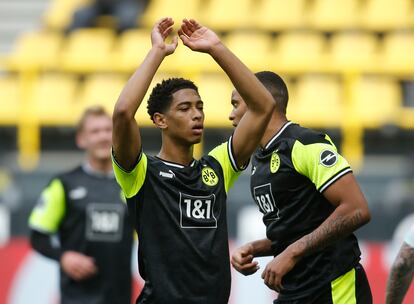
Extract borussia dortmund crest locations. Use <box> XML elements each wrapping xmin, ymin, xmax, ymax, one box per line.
<box><xmin>270</xmin><ymin>151</ymin><xmax>280</xmax><ymax>173</ymax></box>
<box><xmin>202</xmin><ymin>167</ymin><xmax>219</xmax><ymax>186</ymax></box>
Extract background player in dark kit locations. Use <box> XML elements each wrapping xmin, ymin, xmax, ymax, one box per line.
<box><xmin>29</xmin><ymin>106</ymin><xmax>133</xmax><ymax>304</ymax></box>
<box><xmin>111</xmin><ymin>18</ymin><xmax>275</xmax><ymax>303</ymax></box>
<box><xmin>230</xmin><ymin>71</ymin><xmax>372</xmax><ymax>303</ymax></box>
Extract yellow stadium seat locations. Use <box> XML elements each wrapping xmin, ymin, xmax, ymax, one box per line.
<box><xmin>350</xmin><ymin>77</ymin><xmax>401</xmax><ymax>128</ymax></box>
<box><xmin>200</xmin><ymin>0</ymin><xmax>252</xmax><ymax>31</ymax></box>
<box><xmin>307</xmin><ymin>0</ymin><xmax>359</xmax><ymax>31</ymax></box>
<box><xmin>60</xmin><ymin>29</ymin><xmax>115</xmax><ymax>73</ymax></box>
<box><xmin>253</xmin><ymin>0</ymin><xmax>305</xmax><ymax>31</ymax></box>
<box><xmin>328</xmin><ymin>32</ymin><xmax>379</xmax><ymax>71</ymax></box>
<box><xmin>0</xmin><ymin>76</ymin><xmax>19</xmax><ymax>125</ymax></box>
<box><xmin>31</xmin><ymin>74</ymin><xmax>79</xmax><ymax>125</ymax></box>
<box><xmin>113</xmin><ymin>29</ymin><xmax>152</xmax><ymax>73</ymax></box>
<box><xmin>78</xmin><ymin>74</ymin><xmax>127</xmax><ymax>115</ymax></box>
<box><xmin>224</xmin><ymin>31</ymin><xmax>272</xmax><ymax>72</ymax></box>
<box><xmin>360</xmin><ymin>0</ymin><xmax>411</xmax><ymax>31</ymax></box>
<box><xmin>196</xmin><ymin>73</ymin><xmax>234</xmax><ymax>127</ymax></box>
<box><xmin>7</xmin><ymin>31</ymin><xmax>62</xmax><ymax>71</ymax></box>
<box><xmin>140</xmin><ymin>0</ymin><xmax>201</xmax><ymax>28</ymax></box>
<box><xmin>288</xmin><ymin>75</ymin><xmax>343</xmax><ymax>128</ymax></box>
<box><xmin>271</xmin><ymin>31</ymin><xmax>326</xmax><ymax>73</ymax></box>
<box><xmin>381</xmin><ymin>31</ymin><xmax>414</xmax><ymax>73</ymax></box>
<box><xmin>44</xmin><ymin>0</ymin><xmax>91</xmax><ymax>31</ymax></box>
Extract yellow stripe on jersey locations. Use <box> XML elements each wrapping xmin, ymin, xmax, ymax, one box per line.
<box><xmin>28</xmin><ymin>179</ymin><xmax>65</xmax><ymax>233</ymax></box>
<box><xmin>291</xmin><ymin>139</ymin><xmax>351</xmax><ymax>192</ymax></box>
<box><xmin>112</xmin><ymin>151</ymin><xmax>147</xmax><ymax>199</ymax></box>
<box><xmin>331</xmin><ymin>268</ymin><xmax>357</xmax><ymax>304</ymax></box>
<box><xmin>208</xmin><ymin>141</ymin><xmax>241</xmax><ymax>193</ymax></box>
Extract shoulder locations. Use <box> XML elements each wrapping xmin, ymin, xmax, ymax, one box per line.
<box><xmin>290</xmin><ymin>124</ymin><xmax>331</xmax><ymax>146</ymax></box>
<box><xmin>57</xmin><ymin>166</ymin><xmax>83</xmax><ymax>180</ymax></box>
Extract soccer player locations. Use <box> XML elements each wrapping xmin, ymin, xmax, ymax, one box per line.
<box><xmin>111</xmin><ymin>18</ymin><xmax>275</xmax><ymax>303</ymax></box>
<box><xmin>229</xmin><ymin>71</ymin><xmax>372</xmax><ymax>303</ymax></box>
<box><xmin>28</xmin><ymin>106</ymin><xmax>133</xmax><ymax>304</ymax></box>
<box><xmin>386</xmin><ymin>223</ymin><xmax>414</xmax><ymax>304</ymax></box>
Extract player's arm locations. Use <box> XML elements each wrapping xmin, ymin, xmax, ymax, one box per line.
<box><xmin>28</xmin><ymin>179</ymin><xmax>98</xmax><ymax>281</ymax></box>
<box><xmin>262</xmin><ymin>173</ymin><xmax>370</xmax><ymax>292</ymax></box>
<box><xmin>179</xmin><ymin>19</ymin><xmax>274</xmax><ymax>168</ymax></box>
<box><xmin>30</xmin><ymin>230</ymin><xmax>61</xmax><ymax>260</ymax></box>
<box><xmin>231</xmin><ymin>238</ymin><xmax>272</xmax><ymax>275</ymax></box>
<box><xmin>112</xmin><ymin>17</ymin><xmax>178</xmax><ymax>170</ymax></box>
<box><xmin>261</xmin><ymin>140</ymin><xmax>371</xmax><ymax>292</ymax></box>
<box><xmin>386</xmin><ymin>242</ymin><xmax>414</xmax><ymax>304</ymax></box>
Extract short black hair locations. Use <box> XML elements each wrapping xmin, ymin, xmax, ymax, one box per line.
<box><xmin>255</xmin><ymin>71</ymin><xmax>289</xmax><ymax>114</ymax></box>
<box><xmin>147</xmin><ymin>78</ymin><xmax>199</xmax><ymax>121</ymax></box>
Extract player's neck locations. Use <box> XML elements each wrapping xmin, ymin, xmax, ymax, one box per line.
<box><xmin>260</xmin><ymin>114</ymin><xmax>288</xmax><ymax>148</ymax></box>
<box><xmin>86</xmin><ymin>156</ymin><xmax>113</xmax><ymax>173</ymax></box>
<box><xmin>158</xmin><ymin>138</ymin><xmax>194</xmax><ymax>166</ymax></box>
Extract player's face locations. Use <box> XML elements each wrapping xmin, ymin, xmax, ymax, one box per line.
<box><xmin>77</xmin><ymin>115</ymin><xmax>113</xmax><ymax>161</ymax></box>
<box><xmin>164</xmin><ymin>88</ymin><xmax>204</xmax><ymax>145</ymax></box>
<box><xmin>228</xmin><ymin>89</ymin><xmax>248</xmax><ymax>127</ymax></box>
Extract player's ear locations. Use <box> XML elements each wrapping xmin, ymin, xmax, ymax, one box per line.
<box><xmin>76</xmin><ymin>131</ymin><xmax>87</xmax><ymax>149</ymax></box>
<box><xmin>153</xmin><ymin>112</ymin><xmax>167</xmax><ymax>129</ymax></box>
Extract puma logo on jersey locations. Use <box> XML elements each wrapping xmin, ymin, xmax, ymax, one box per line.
<box><xmin>320</xmin><ymin>149</ymin><xmax>338</xmax><ymax>167</ymax></box>
<box><xmin>251</xmin><ymin>166</ymin><xmax>256</xmax><ymax>175</ymax></box>
<box><xmin>69</xmin><ymin>187</ymin><xmax>87</xmax><ymax>200</ymax></box>
<box><xmin>159</xmin><ymin>170</ymin><xmax>175</xmax><ymax>179</ymax></box>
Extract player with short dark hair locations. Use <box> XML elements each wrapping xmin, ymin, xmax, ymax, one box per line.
<box><xmin>111</xmin><ymin>18</ymin><xmax>275</xmax><ymax>303</ymax></box>
<box><xmin>230</xmin><ymin>71</ymin><xmax>372</xmax><ymax>303</ymax></box>
<box><xmin>28</xmin><ymin>105</ymin><xmax>133</xmax><ymax>304</ymax></box>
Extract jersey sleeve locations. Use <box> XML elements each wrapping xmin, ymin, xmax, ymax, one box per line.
<box><xmin>405</xmin><ymin>223</ymin><xmax>414</xmax><ymax>249</ymax></box>
<box><xmin>291</xmin><ymin>135</ymin><xmax>352</xmax><ymax>193</ymax></box>
<box><xmin>111</xmin><ymin>149</ymin><xmax>148</xmax><ymax>199</ymax></box>
<box><xmin>208</xmin><ymin>136</ymin><xmax>243</xmax><ymax>193</ymax></box>
<box><xmin>28</xmin><ymin>178</ymin><xmax>66</xmax><ymax>233</ymax></box>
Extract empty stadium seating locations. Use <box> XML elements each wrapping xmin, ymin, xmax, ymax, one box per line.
<box><xmin>2</xmin><ymin>0</ymin><xmax>414</xmax><ymax>170</ymax></box>
<box><xmin>0</xmin><ymin>76</ymin><xmax>19</xmax><ymax>125</ymax></box>
<box><xmin>60</xmin><ymin>28</ymin><xmax>115</xmax><ymax>73</ymax></box>
<box><xmin>288</xmin><ymin>75</ymin><xmax>343</xmax><ymax>128</ymax></box>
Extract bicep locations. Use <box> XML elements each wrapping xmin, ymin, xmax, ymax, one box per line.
<box><xmin>232</xmin><ymin>111</ymin><xmax>268</xmax><ymax>168</ymax></box>
<box><xmin>112</xmin><ymin>113</ymin><xmax>142</xmax><ymax>171</ymax></box>
<box><xmin>323</xmin><ymin>173</ymin><xmax>368</xmax><ymax>208</ymax></box>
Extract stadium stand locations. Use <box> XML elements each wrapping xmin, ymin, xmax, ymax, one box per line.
<box><xmin>252</xmin><ymin>0</ymin><xmax>305</xmax><ymax>31</ymax></box>
<box><xmin>328</xmin><ymin>31</ymin><xmax>379</xmax><ymax>72</ymax></box>
<box><xmin>288</xmin><ymin>75</ymin><xmax>343</xmax><ymax>128</ymax></box>
<box><xmin>1</xmin><ymin>0</ymin><xmax>414</xmax><ymax>168</ymax></box>
<box><xmin>60</xmin><ymin>28</ymin><xmax>115</xmax><ymax>73</ymax></box>
<box><xmin>0</xmin><ymin>75</ymin><xmax>19</xmax><ymax>125</ymax></box>
<box><xmin>307</xmin><ymin>0</ymin><xmax>360</xmax><ymax>31</ymax></box>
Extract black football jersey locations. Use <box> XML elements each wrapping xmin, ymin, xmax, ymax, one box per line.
<box><xmin>113</xmin><ymin>138</ymin><xmax>242</xmax><ymax>304</ymax></box>
<box><xmin>250</xmin><ymin>122</ymin><xmax>361</xmax><ymax>301</ymax></box>
<box><xmin>29</xmin><ymin>165</ymin><xmax>133</xmax><ymax>304</ymax></box>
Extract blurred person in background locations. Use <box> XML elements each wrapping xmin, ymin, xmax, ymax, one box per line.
<box><xmin>67</xmin><ymin>0</ymin><xmax>149</xmax><ymax>33</ymax></box>
<box><xmin>111</xmin><ymin>17</ymin><xmax>274</xmax><ymax>303</ymax></box>
<box><xmin>386</xmin><ymin>223</ymin><xmax>414</xmax><ymax>304</ymax></box>
<box><xmin>28</xmin><ymin>106</ymin><xmax>133</xmax><ymax>304</ymax></box>
<box><xmin>229</xmin><ymin>71</ymin><xmax>372</xmax><ymax>303</ymax></box>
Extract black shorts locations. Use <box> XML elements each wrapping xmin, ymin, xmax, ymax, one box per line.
<box><xmin>274</xmin><ymin>263</ymin><xmax>372</xmax><ymax>304</ymax></box>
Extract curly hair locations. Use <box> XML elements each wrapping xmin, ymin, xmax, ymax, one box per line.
<box><xmin>147</xmin><ymin>78</ymin><xmax>199</xmax><ymax>121</ymax></box>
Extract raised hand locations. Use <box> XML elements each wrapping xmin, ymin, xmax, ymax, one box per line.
<box><xmin>231</xmin><ymin>244</ymin><xmax>260</xmax><ymax>276</ymax></box>
<box><xmin>178</xmin><ymin>18</ymin><xmax>221</xmax><ymax>53</ymax></box>
<box><xmin>151</xmin><ymin>17</ymin><xmax>178</xmax><ymax>56</ymax></box>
